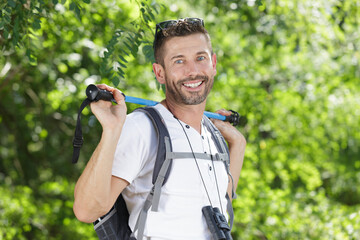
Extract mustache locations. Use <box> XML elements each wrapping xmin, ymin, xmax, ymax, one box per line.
<box><xmin>178</xmin><ymin>75</ymin><xmax>208</xmax><ymax>84</ymax></box>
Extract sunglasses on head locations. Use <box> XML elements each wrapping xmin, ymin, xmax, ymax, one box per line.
<box><xmin>155</xmin><ymin>18</ymin><xmax>204</xmax><ymax>36</ymax></box>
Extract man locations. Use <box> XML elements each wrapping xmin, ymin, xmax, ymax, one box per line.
<box><xmin>73</xmin><ymin>18</ymin><xmax>246</xmax><ymax>239</ymax></box>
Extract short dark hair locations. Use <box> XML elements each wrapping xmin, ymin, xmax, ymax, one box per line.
<box><xmin>153</xmin><ymin>20</ymin><xmax>213</xmax><ymax>66</ymax></box>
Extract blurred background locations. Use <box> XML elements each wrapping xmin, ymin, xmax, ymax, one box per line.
<box><xmin>0</xmin><ymin>0</ymin><xmax>359</xmax><ymax>239</ymax></box>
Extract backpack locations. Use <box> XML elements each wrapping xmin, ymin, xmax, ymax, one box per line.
<box><xmin>91</xmin><ymin>107</ymin><xmax>236</xmax><ymax>240</ymax></box>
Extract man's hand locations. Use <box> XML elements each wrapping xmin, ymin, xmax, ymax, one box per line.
<box><xmin>90</xmin><ymin>84</ymin><xmax>127</xmax><ymax>132</ymax></box>
<box><xmin>211</xmin><ymin>109</ymin><xmax>245</xmax><ymax>146</ymax></box>
<box><xmin>212</xmin><ymin>109</ymin><xmax>246</xmax><ymax>200</ymax></box>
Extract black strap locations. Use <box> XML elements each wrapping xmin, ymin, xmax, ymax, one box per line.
<box><xmin>72</xmin><ymin>98</ymin><xmax>92</xmax><ymax>164</ymax></box>
<box><xmin>134</xmin><ymin>107</ymin><xmax>173</xmax><ymax>185</ymax></box>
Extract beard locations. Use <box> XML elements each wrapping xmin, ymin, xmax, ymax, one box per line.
<box><xmin>164</xmin><ymin>74</ymin><xmax>214</xmax><ymax>105</ymax></box>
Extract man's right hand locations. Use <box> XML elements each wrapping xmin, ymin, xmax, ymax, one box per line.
<box><xmin>90</xmin><ymin>84</ymin><xmax>127</xmax><ymax>132</ymax></box>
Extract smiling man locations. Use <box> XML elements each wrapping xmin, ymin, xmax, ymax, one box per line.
<box><xmin>73</xmin><ymin>18</ymin><xmax>246</xmax><ymax>239</ymax></box>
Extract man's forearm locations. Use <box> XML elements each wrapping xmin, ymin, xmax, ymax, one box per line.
<box><xmin>73</xmin><ymin>128</ymin><xmax>122</xmax><ymax>222</ymax></box>
<box><xmin>227</xmin><ymin>137</ymin><xmax>246</xmax><ymax>200</ymax></box>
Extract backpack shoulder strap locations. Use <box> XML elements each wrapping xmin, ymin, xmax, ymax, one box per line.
<box><xmin>134</xmin><ymin>106</ymin><xmax>173</xmax><ymax>185</ymax></box>
<box><xmin>202</xmin><ymin>116</ymin><xmax>230</xmax><ymax>156</ymax></box>
<box><xmin>203</xmin><ymin>116</ymin><xmax>237</xmax><ymax>198</ymax></box>
<box><xmin>132</xmin><ymin>106</ymin><xmax>175</xmax><ymax>239</ymax></box>
<box><xmin>203</xmin><ymin>115</ymin><xmax>236</xmax><ymax>229</ymax></box>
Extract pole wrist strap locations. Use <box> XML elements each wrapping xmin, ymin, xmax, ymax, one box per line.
<box><xmin>72</xmin><ymin>98</ymin><xmax>92</xmax><ymax>164</ymax></box>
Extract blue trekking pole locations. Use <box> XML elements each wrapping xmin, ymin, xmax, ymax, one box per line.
<box><xmin>71</xmin><ymin>84</ymin><xmax>240</xmax><ymax>163</ymax></box>
<box><xmin>86</xmin><ymin>84</ymin><xmax>239</xmax><ymax>126</ymax></box>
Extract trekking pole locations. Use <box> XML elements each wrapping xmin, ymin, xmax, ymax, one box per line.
<box><xmin>86</xmin><ymin>84</ymin><xmax>239</xmax><ymax>126</ymax></box>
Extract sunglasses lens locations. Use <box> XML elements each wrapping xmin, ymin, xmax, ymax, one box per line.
<box><xmin>157</xmin><ymin>18</ymin><xmax>204</xmax><ymax>32</ymax></box>
<box><xmin>158</xmin><ymin>20</ymin><xmax>177</xmax><ymax>30</ymax></box>
<box><xmin>186</xmin><ymin>18</ymin><xmax>204</xmax><ymax>26</ymax></box>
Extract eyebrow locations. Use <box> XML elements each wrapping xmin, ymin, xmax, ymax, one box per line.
<box><xmin>170</xmin><ymin>51</ymin><xmax>210</xmax><ymax>61</ymax></box>
<box><xmin>196</xmin><ymin>51</ymin><xmax>208</xmax><ymax>56</ymax></box>
<box><xmin>170</xmin><ymin>55</ymin><xmax>184</xmax><ymax>61</ymax></box>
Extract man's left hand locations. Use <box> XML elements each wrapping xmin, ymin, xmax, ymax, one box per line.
<box><xmin>211</xmin><ymin>109</ymin><xmax>245</xmax><ymax>146</ymax></box>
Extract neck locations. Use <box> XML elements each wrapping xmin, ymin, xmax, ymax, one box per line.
<box><xmin>161</xmin><ymin>99</ymin><xmax>206</xmax><ymax>133</ymax></box>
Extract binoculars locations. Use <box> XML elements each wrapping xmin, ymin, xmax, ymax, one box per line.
<box><xmin>202</xmin><ymin>206</ymin><xmax>232</xmax><ymax>240</ymax></box>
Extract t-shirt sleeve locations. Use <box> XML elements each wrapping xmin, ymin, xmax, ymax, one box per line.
<box><xmin>111</xmin><ymin>111</ymin><xmax>157</xmax><ymax>183</ymax></box>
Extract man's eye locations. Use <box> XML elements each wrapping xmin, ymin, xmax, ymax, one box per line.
<box><xmin>197</xmin><ymin>56</ymin><xmax>205</xmax><ymax>61</ymax></box>
<box><xmin>175</xmin><ymin>59</ymin><xmax>183</xmax><ymax>64</ymax></box>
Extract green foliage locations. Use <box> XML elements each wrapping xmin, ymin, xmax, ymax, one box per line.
<box><xmin>1</xmin><ymin>0</ymin><xmax>359</xmax><ymax>239</ymax></box>
<box><xmin>0</xmin><ymin>178</ymin><xmax>96</xmax><ymax>239</ymax></box>
<box><xmin>0</xmin><ymin>0</ymin><xmax>162</xmax><ymax>238</ymax></box>
<box><xmin>97</xmin><ymin>0</ymin><xmax>160</xmax><ymax>85</ymax></box>
<box><xmin>0</xmin><ymin>0</ymin><xmax>159</xmax><ymax>86</ymax></box>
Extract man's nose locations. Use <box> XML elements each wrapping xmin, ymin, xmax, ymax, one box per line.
<box><xmin>185</xmin><ymin>60</ymin><xmax>200</xmax><ymax>77</ymax></box>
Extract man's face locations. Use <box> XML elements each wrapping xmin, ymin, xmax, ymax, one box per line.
<box><xmin>161</xmin><ymin>33</ymin><xmax>217</xmax><ymax>105</ymax></box>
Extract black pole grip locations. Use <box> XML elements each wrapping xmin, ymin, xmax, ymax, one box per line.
<box><xmin>224</xmin><ymin>110</ymin><xmax>240</xmax><ymax>126</ymax></box>
<box><xmin>86</xmin><ymin>84</ymin><xmax>117</xmax><ymax>103</ymax></box>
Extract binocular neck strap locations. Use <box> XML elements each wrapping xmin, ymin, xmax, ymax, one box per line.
<box><xmin>72</xmin><ymin>98</ymin><xmax>92</xmax><ymax>164</ymax></box>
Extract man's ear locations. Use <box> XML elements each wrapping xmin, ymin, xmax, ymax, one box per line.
<box><xmin>211</xmin><ymin>53</ymin><xmax>217</xmax><ymax>76</ymax></box>
<box><xmin>153</xmin><ymin>63</ymin><xmax>165</xmax><ymax>84</ymax></box>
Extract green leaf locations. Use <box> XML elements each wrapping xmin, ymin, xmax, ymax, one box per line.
<box><xmin>4</xmin><ymin>16</ymin><xmax>11</xmax><ymax>25</ymax></box>
<box><xmin>82</xmin><ymin>0</ymin><xmax>90</xmax><ymax>3</ymax></box>
<box><xmin>118</xmin><ymin>72</ymin><xmax>125</xmax><ymax>79</ymax></box>
<box><xmin>126</xmin><ymin>35</ymin><xmax>135</xmax><ymax>43</ymax></box>
<box><xmin>117</xmin><ymin>61</ymin><xmax>127</xmax><ymax>68</ymax></box>
<box><xmin>117</xmin><ymin>67</ymin><xmax>125</xmax><ymax>75</ymax></box>
<box><xmin>32</xmin><ymin>19</ymin><xmax>42</xmax><ymax>30</ymax></box>
<box><xmin>4</xmin><ymin>6</ymin><xmax>12</xmax><ymax>13</ymax></box>
<box><xmin>143</xmin><ymin>14</ymin><xmax>150</xmax><ymax>23</ymax></box>
<box><xmin>123</xmin><ymin>41</ymin><xmax>133</xmax><ymax>54</ymax></box>
<box><xmin>142</xmin><ymin>45</ymin><xmax>154</xmax><ymax>62</ymax></box>
<box><xmin>148</xmin><ymin>10</ymin><xmax>155</xmax><ymax>21</ymax></box>
<box><xmin>8</xmin><ymin>0</ymin><xmax>16</xmax><ymax>8</ymax></box>
<box><xmin>3</xmin><ymin>28</ymin><xmax>9</xmax><ymax>39</ymax></box>
<box><xmin>112</xmin><ymin>76</ymin><xmax>120</xmax><ymax>86</ymax></box>
<box><xmin>118</xmin><ymin>55</ymin><xmax>128</xmax><ymax>63</ymax></box>
<box><xmin>120</xmin><ymin>49</ymin><xmax>129</xmax><ymax>56</ymax></box>
<box><xmin>152</xmin><ymin>5</ymin><xmax>159</xmax><ymax>14</ymax></box>
<box><xmin>74</xmin><ymin>4</ymin><xmax>81</xmax><ymax>19</ymax></box>
<box><xmin>26</xmin><ymin>49</ymin><xmax>37</xmax><ymax>65</ymax></box>
<box><xmin>69</xmin><ymin>2</ymin><xmax>75</xmax><ymax>10</ymax></box>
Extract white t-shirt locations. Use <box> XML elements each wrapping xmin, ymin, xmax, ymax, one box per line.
<box><xmin>112</xmin><ymin>104</ymin><xmax>229</xmax><ymax>240</ymax></box>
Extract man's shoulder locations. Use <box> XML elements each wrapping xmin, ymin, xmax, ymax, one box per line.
<box><xmin>128</xmin><ymin>104</ymin><xmax>171</xmax><ymax>122</ymax></box>
<box><xmin>123</xmin><ymin>108</ymin><xmax>156</xmax><ymax>135</ymax></box>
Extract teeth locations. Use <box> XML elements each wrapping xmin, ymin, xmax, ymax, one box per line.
<box><xmin>184</xmin><ymin>81</ymin><xmax>202</xmax><ymax>88</ymax></box>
